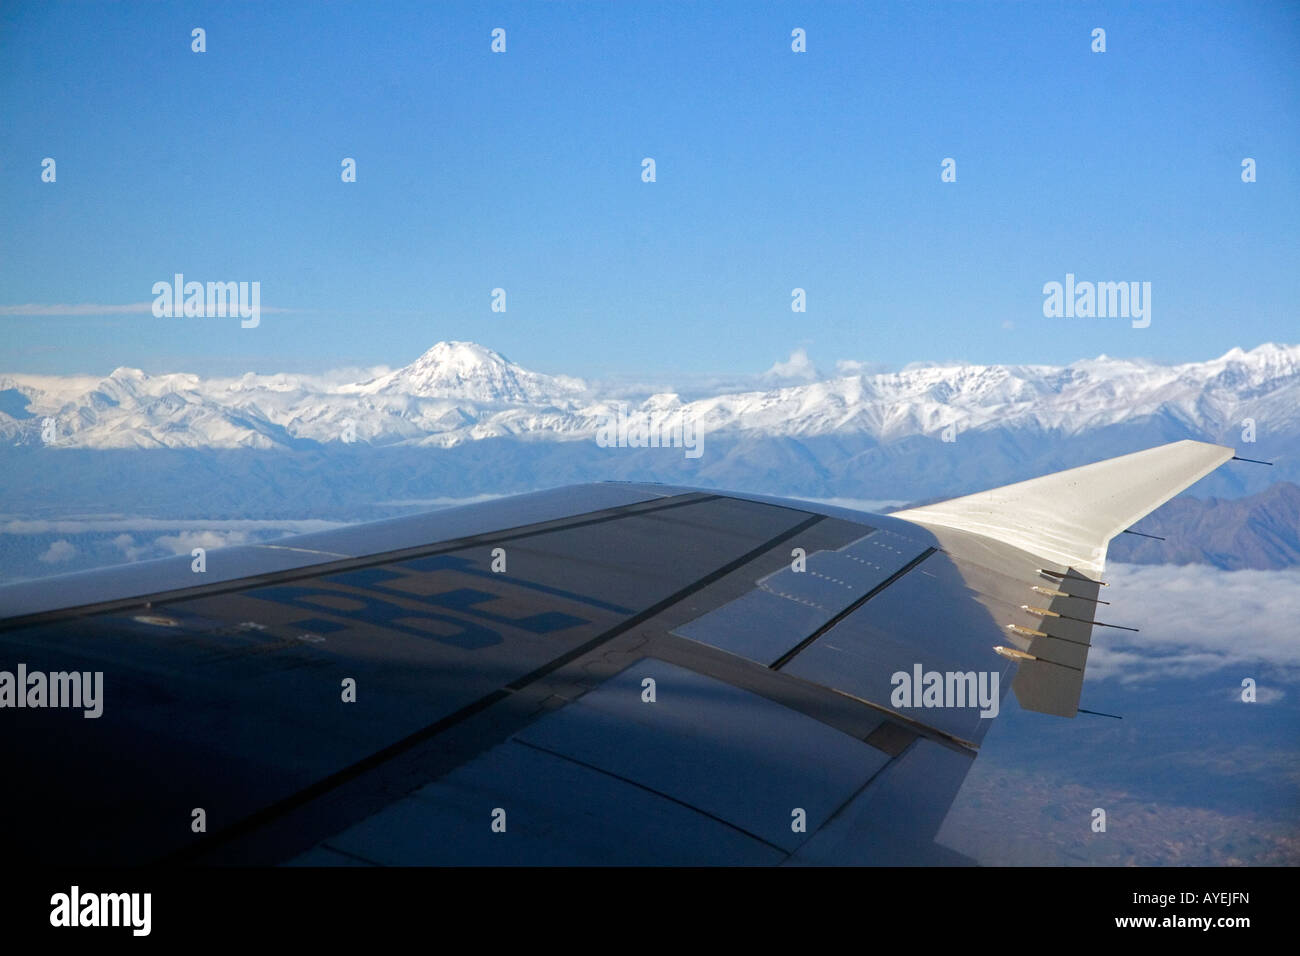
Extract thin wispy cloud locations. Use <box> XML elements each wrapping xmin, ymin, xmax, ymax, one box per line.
<box><xmin>0</xmin><ymin>517</ymin><xmax>346</xmax><ymax>535</ymax></box>
<box><xmin>0</xmin><ymin>303</ymin><xmax>298</xmax><ymax>317</ymax></box>
<box><xmin>0</xmin><ymin>303</ymin><xmax>154</xmax><ymax>316</ymax></box>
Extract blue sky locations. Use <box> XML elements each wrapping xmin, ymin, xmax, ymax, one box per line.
<box><xmin>2</xmin><ymin>0</ymin><xmax>1297</xmax><ymax>380</ymax></box>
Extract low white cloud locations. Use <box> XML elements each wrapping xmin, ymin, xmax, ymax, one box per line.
<box><xmin>375</xmin><ymin>493</ymin><xmax>508</xmax><ymax>507</ymax></box>
<box><xmin>154</xmin><ymin>530</ymin><xmax>250</xmax><ymax>554</ymax></box>
<box><xmin>762</xmin><ymin>348</ymin><xmax>820</xmax><ymax>383</ymax></box>
<box><xmin>1085</xmin><ymin>563</ymin><xmax>1300</xmax><ymax>683</ymax></box>
<box><xmin>1222</xmin><ymin>683</ymin><xmax>1286</xmax><ymax>704</ymax></box>
<box><xmin>37</xmin><ymin>539</ymin><xmax>77</xmax><ymax>563</ymax></box>
<box><xmin>834</xmin><ymin>358</ymin><xmax>893</xmax><ymax>377</ymax></box>
<box><xmin>111</xmin><ymin>533</ymin><xmax>149</xmax><ymax>561</ymax></box>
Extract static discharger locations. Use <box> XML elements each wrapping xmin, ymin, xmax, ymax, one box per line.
<box><xmin>1021</xmin><ymin>604</ymin><xmax>1060</xmax><ymax>617</ymax></box>
<box><xmin>994</xmin><ymin>645</ymin><xmax>1038</xmax><ymax>662</ymax></box>
<box><xmin>1039</xmin><ymin>568</ymin><xmax>1107</xmax><ymax>586</ymax></box>
<box><xmin>1005</xmin><ymin>623</ymin><xmax>1046</xmax><ymax>639</ymax></box>
<box><xmin>1121</xmin><ymin>528</ymin><xmax>1166</xmax><ymax>541</ymax></box>
<box><xmin>1088</xmin><ymin>620</ymin><xmax>1140</xmax><ymax>632</ymax></box>
<box><xmin>133</xmin><ymin>615</ymin><xmax>179</xmax><ymax>627</ymax></box>
<box><xmin>1031</xmin><ymin>585</ymin><xmax>1110</xmax><ymax>605</ymax></box>
<box><xmin>1020</xmin><ymin>605</ymin><xmax>1138</xmax><ymax>632</ymax></box>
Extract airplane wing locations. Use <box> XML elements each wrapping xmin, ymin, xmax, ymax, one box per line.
<box><xmin>0</xmin><ymin>440</ymin><xmax>1233</xmax><ymax>865</ymax></box>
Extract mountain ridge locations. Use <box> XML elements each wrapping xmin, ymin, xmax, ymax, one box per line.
<box><xmin>3</xmin><ymin>341</ymin><xmax>1298</xmax><ymax>453</ymax></box>
<box><xmin>1109</xmin><ymin>481</ymin><xmax>1300</xmax><ymax>570</ymax></box>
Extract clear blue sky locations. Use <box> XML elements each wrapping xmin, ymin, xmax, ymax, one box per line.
<box><xmin>2</xmin><ymin>0</ymin><xmax>1297</xmax><ymax>379</ymax></box>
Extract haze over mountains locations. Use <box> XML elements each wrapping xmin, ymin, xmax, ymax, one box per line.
<box><xmin>1</xmin><ymin>340</ymin><xmax>1297</xmax><ymax>580</ymax></box>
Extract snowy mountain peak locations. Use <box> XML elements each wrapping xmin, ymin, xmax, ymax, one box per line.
<box><xmin>348</xmin><ymin>341</ymin><xmax>587</xmax><ymax>404</ymax></box>
<box><xmin>414</xmin><ymin>341</ymin><xmax>508</xmax><ymax>371</ymax></box>
<box><xmin>1209</xmin><ymin>342</ymin><xmax>1300</xmax><ymax>366</ymax></box>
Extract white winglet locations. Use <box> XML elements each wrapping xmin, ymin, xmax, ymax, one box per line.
<box><xmin>892</xmin><ymin>440</ymin><xmax>1235</xmax><ymax>573</ymax></box>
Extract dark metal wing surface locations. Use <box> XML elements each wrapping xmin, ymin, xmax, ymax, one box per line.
<box><xmin>0</xmin><ymin>441</ymin><xmax>1233</xmax><ymax>865</ymax></box>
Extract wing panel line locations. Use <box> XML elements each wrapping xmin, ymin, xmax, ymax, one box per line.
<box><xmin>769</xmin><ymin>547</ymin><xmax>937</xmax><ymax>670</ymax></box>
<box><xmin>0</xmin><ymin>493</ymin><xmax>722</xmax><ymax>633</ymax></box>
<box><xmin>163</xmin><ymin>511</ymin><xmax>825</xmax><ymax>863</ymax></box>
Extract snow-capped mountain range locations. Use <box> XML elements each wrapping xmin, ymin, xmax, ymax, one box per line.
<box><xmin>3</xmin><ymin>340</ymin><xmax>1299</xmax><ymax>452</ymax></box>
<box><xmin>4</xmin><ymin>340</ymin><xmax>1299</xmax><ymax>583</ymax></box>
